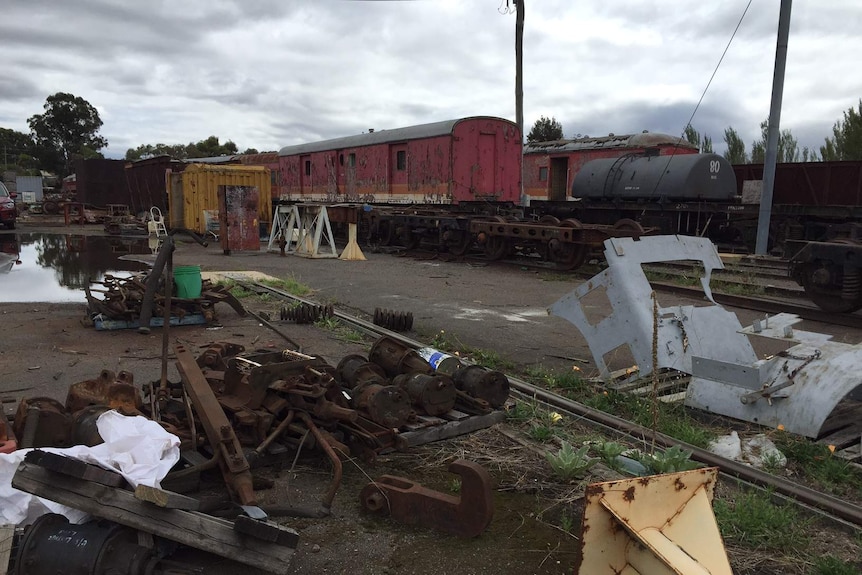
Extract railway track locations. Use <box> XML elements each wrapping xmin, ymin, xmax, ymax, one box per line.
<box><xmin>389</xmin><ymin>245</ymin><xmax>862</xmax><ymax>330</ymax></box>
<box><xmin>238</xmin><ymin>279</ymin><xmax>862</xmax><ymax>529</ymax></box>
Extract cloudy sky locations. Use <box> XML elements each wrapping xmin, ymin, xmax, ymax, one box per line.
<box><xmin>2</xmin><ymin>0</ymin><xmax>860</xmax><ymax>159</ymax></box>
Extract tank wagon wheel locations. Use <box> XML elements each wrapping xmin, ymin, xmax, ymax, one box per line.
<box><xmin>550</xmin><ymin>218</ymin><xmax>588</xmax><ymax>270</ymax></box>
<box><xmin>377</xmin><ymin>219</ymin><xmax>395</xmax><ymax>246</ymax></box>
<box><xmin>398</xmin><ymin>226</ymin><xmax>419</xmax><ymax>250</ymax></box>
<box><xmin>613</xmin><ymin>218</ymin><xmax>646</xmax><ymax>236</ymax></box>
<box><xmin>481</xmin><ymin>216</ymin><xmax>512</xmax><ymax>260</ymax></box>
<box><xmin>801</xmin><ymin>239</ymin><xmax>862</xmax><ymax>313</ymax></box>
<box><xmin>447</xmin><ymin>231</ymin><xmax>474</xmax><ymax>256</ymax></box>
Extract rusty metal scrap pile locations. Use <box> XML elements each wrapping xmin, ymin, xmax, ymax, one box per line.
<box><xmin>8</xmin><ymin>335</ymin><xmax>510</xmax><ymax>516</ymax></box>
<box><xmin>84</xmin><ymin>272</ymin><xmax>245</xmax><ymax>323</ymax></box>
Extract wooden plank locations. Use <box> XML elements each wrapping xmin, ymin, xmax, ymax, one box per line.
<box><xmin>0</xmin><ymin>525</ymin><xmax>13</xmax><ymax>575</ymax></box>
<box><xmin>24</xmin><ymin>450</ymin><xmax>127</xmax><ymax>488</ymax></box>
<box><xmin>397</xmin><ymin>411</ymin><xmax>506</xmax><ymax>448</ymax></box>
<box><xmin>441</xmin><ymin>409</ymin><xmax>471</xmax><ymax>422</ymax></box>
<box><xmin>12</xmin><ymin>463</ymin><xmax>297</xmax><ymax>574</ymax></box>
<box><xmin>134</xmin><ymin>484</ymin><xmax>201</xmax><ymax>510</ymax></box>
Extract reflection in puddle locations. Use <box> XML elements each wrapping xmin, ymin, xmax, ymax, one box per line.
<box><xmin>0</xmin><ymin>233</ymin><xmax>152</xmax><ymax>303</ymax></box>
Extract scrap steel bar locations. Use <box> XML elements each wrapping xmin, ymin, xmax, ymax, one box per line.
<box><xmin>247</xmin><ymin>280</ymin><xmax>862</xmax><ymax>527</ymax></box>
<box><xmin>175</xmin><ymin>343</ymin><xmax>256</xmax><ymax>506</ymax></box>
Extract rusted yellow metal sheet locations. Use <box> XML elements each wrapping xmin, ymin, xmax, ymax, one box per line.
<box><xmin>576</xmin><ymin>467</ymin><xmax>732</xmax><ymax>575</ymax></box>
<box><xmin>168</xmin><ymin>164</ymin><xmax>272</xmax><ymax>234</ymax></box>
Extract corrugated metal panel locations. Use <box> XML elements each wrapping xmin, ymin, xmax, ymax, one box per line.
<box><xmin>524</xmin><ymin>132</ymin><xmax>695</xmax><ymax>154</ymax></box>
<box><xmin>15</xmin><ymin>176</ymin><xmax>43</xmax><ymax>202</ymax></box>
<box><xmin>171</xmin><ymin>164</ymin><xmax>272</xmax><ymax>234</ymax></box>
<box><xmin>278</xmin><ymin>117</ymin><xmax>513</xmax><ymax>157</ymax></box>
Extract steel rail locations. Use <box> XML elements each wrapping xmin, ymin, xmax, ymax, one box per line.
<box><xmin>244</xmin><ymin>280</ymin><xmax>862</xmax><ymax>527</ymax></box>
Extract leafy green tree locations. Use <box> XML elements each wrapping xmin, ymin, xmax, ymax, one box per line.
<box><xmin>820</xmin><ymin>99</ymin><xmax>862</xmax><ymax>160</ymax></box>
<box><xmin>27</xmin><ymin>92</ymin><xmax>107</xmax><ymax>174</ymax></box>
<box><xmin>750</xmin><ymin>119</ymin><xmax>800</xmax><ymax>163</ymax></box>
<box><xmin>125</xmin><ymin>143</ymin><xmax>189</xmax><ymax>161</ymax></box>
<box><xmin>241</xmin><ymin>148</ymin><xmax>260</xmax><ymax>155</ymax></box>
<box><xmin>125</xmin><ymin>137</ymin><xmax>241</xmax><ymax>161</ymax></box>
<box><xmin>683</xmin><ymin>124</ymin><xmax>714</xmax><ymax>153</ymax></box>
<box><xmin>187</xmin><ymin>136</ymin><xmax>238</xmax><ymax>158</ymax></box>
<box><xmin>723</xmin><ymin>127</ymin><xmax>747</xmax><ymax>164</ymax></box>
<box><xmin>526</xmin><ymin>116</ymin><xmax>563</xmax><ymax>143</ymax></box>
<box><xmin>801</xmin><ymin>147</ymin><xmax>820</xmax><ymax>162</ymax></box>
<box><xmin>0</xmin><ymin>127</ymin><xmax>40</xmax><ymax>173</ymax></box>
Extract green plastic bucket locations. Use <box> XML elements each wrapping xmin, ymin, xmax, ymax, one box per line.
<box><xmin>173</xmin><ymin>265</ymin><xmax>202</xmax><ymax>299</ymax></box>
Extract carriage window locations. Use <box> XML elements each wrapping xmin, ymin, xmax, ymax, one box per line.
<box><xmin>304</xmin><ymin>160</ymin><xmax>311</xmax><ymax>176</ymax></box>
<box><xmin>271</xmin><ymin>169</ymin><xmax>279</xmax><ymax>186</ymax></box>
<box><xmin>339</xmin><ymin>154</ymin><xmax>344</xmax><ymax>166</ymax></box>
<box><xmin>396</xmin><ymin>150</ymin><xmax>406</xmax><ymax>171</ymax></box>
<box><xmin>349</xmin><ymin>153</ymin><xmax>356</xmax><ymax>167</ymax></box>
<box><xmin>539</xmin><ymin>167</ymin><xmax>548</xmax><ymax>181</ymax></box>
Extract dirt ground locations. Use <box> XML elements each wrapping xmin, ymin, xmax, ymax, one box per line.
<box><xmin>1</xmin><ymin>224</ymin><xmax>861</xmax><ymax>574</ymax></box>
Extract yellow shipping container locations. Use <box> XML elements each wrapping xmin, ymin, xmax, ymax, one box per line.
<box><xmin>166</xmin><ymin>163</ymin><xmax>272</xmax><ymax>235</ymax></box>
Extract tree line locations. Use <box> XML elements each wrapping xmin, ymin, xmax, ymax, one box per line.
<box><xmin>0</xmin><ymin>92</ymin><xmax>260</xmax><ymax>177</ymax></box>
<box><xmin>527</xmin><ymin>99</ymin><xmax>862</xmax><ymax>163</ymax></box>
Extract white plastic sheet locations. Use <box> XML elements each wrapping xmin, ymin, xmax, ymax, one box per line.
<box><xmin>0</xmin><ymin>410</ymin><xmax>180</xmax><ymax>525</ymax></box>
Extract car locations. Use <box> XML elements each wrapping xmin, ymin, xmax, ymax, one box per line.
<box><xmin>0</xmin><ymin>181</ymin><xmax>16</xmax><ymax>229</ymax></box>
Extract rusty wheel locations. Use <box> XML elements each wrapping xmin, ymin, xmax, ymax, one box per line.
<box><xmin>447</xmin><ymin>230</ymin><xmax>474</xmax><ymax>256</ymax></box>
<box><xmin>550</xmin><ymin>218</ymin><xmax>588</xmax><ymax>270</ymax></box>
<box><xmin>613</xmin><ymin>218</ymin><xmax>645</xmax><ymax>236</ymax></box>
<box><xmin>800</xmin><ymin>239</ymin><xmax>862</xmax><ymax>313</ymax></box>
<box><xmin>484</xmin><ymin>235</ymin><xmax>510</xmax><ymax>260</ymax></box>
<box><xmin>376</xmin><ymin>218</ymin><xmax>395</xmax><ymax>246</ymax></box>
<box><xmin>539</xmin><ymin>215</ymin><xmax>560</xmax><ymax>226</ymax></box>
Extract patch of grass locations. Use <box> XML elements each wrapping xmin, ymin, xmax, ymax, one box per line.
<box><xmin>583</xmin><ymin>389</ymin><xmax>713</xmax><ymax>449</ymax></box>
<box><xmin>448</xmin><ymin>477</ymin><xmax>461</xmax><ymax>494</ymax></box>
<box><xmin>259</xmin><ymin>276</ymin><xmax>312</xmax><ymax>296</ymax></box>
<box><xmin>426</xmin><ymin>330</ymin><xmax>514</xmax><ymax>372</ymax></box>
<box><xmin>774</xmin><ymin>433</ymin><xmax>862</xmax><ymax>491</ymax></box>
<box><xmin>714</xmin><ymin>489</ymin><xmax>812</xmax><ymax>553</ymax></box>
<box><xmin>506</xmin><ymin>400</ymin><xmax>543</xmax><ymax>423</ymax></box>
<box><xmin>811</xmin><ymin>556</ymin><xmax>860</xmax><ymax>575</ymax></box>
<box><xmin>527</xmin><ymin>424</ymin><xmax>554</xmax><ymax>442</ymax></box>
<box><xmin>558</xmin><ymin>513</ymin><xmax>575</xmax><ymax>534</ymax></box>
<box><xmin>551</xmin><ymin>370</ymin><xmax>587</xmax><ymax>394</ymax></box>
<box><xmin>313</xmin><ymin>316</ymin><xmax>365</xmax><ymax>343</ymax></box>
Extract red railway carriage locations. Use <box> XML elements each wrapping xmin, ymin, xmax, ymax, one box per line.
<box><xmin>523</xmin><ymin>132</ymin><xmax>698</xmax><ymax>202</ymax></box>
<box><xmin>276</xmin><ymin>116</ymin><xmax>521</xmax><ymax>205</ymax></box>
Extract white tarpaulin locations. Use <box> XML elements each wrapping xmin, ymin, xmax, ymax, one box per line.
<box><xmin>0</xmin><ymin>410</ymin><xmax>180</xmax><ymax>525</ymax></box>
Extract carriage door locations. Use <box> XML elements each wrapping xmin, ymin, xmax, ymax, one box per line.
<box><xmin>549</xmin><ymin>157</ymin><xmax>569</xmax><ymax>201</ymax></box>
<box><xmin>475</xmin><ymin>132</ymin><xmax>498</xmax><ymax>197</ymax></box>
<box><xmin>389</xmin><ymin>144</ymin><xmax>407</xmax><ymax>199</ymax></box>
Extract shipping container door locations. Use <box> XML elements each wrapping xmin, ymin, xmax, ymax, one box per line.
<box><xmin>549</xmin><ymin>157</ymin><xmax>569</xmax><ymax>200</ymax></box>
<box><xmin>389</xmin><ymin>144</ymin><xmax>407</xmax><ymax>195</ymax></box>
<box><xmin>475</xmin><ymin>133</ymin><xmax>498</xmax><ymax>196</ymax></box>
<box><xmin>300</xmin><ymin>155</ymin><xmax>311</xmax><ymax>195</ymax></box>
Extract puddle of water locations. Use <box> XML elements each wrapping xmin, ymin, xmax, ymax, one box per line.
<box><xmin>0</xmin><ymin>233</ymin><xmax>153</xmax><ymax>303</ymax></box>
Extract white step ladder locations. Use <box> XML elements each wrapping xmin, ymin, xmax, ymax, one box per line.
<box><xmin>147</xmin><ymin>207</ymin><xmax>168</xmax><ymax>237</ymax></box>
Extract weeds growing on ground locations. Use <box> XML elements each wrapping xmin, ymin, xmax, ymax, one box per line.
<box><xmin>314</xmin><ymin>316</ymin><xmax>365</xmax><ymax>343</ymax></box>
<box><xmin>773</xmin><ymin>433</ymin><xmax>862</xmax><ymax>493</ymax></box>
<box><xmin>811</xmin><ymin>556</ymin><xmax>860</xmax><ymax>575</ymax></box>
<box><xmin>713</xmin><ymin>489</ymin><xmax>812</xmax><ymax>553</ymax></box>
<box><xmin>258</xmin><ymin>276</ymin><xmax>312</xmax><ymax>296</ymax></box>
<box><xmin>545</xmin><ymin>441</ymin><xmax>597</xmax><ymax>481</ymax></box>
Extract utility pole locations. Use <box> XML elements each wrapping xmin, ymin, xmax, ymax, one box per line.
<box><xmin>514</xmin><ymin>0</ymin><xmax>525</xmax><ymax>205</ymax></box>
<box><xmin>755</xmin><ymin>0</ymin><xmax>792</xmax><ymax>255</ymax></box>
